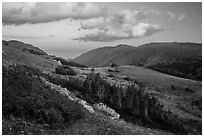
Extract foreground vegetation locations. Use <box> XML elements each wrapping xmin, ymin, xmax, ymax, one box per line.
<box><xmin>2</xmin><ymin>65</ymin><xmax>85</xmax><ymax>134</ymax></box>
<box><xmin>2</xmin><ymin>64</ymin><xmax>201</xmax><ymax>134</ymax></box>
<box><xmin>46</xmin><ymin>69</ymin><xmax>201</xmax><ymax>134</ymax></box>
<box><xmin>2</xmin><ymin>64</ymin><xmax>169</xmax><ymax>135</ymax></box>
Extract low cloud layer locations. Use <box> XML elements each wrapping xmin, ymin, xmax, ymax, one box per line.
<box><xmin>2</xmin><ymin>2</ymin><xmax>108</xmax><ymax>25</ymax></box>
<box><xmin>3</xmin><ymin>2</ymin><xmax>185</xmax><ymax>42</ymax></box>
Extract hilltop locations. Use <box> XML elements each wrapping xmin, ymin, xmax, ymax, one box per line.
<box><xmin>72</xmin><ymin>42</ymin><xmax>202</xmax><ymax>81</ymax></box>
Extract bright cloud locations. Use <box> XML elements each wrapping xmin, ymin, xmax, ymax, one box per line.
<box><xmin>74</xmin><ymin>23</ymin><xmax>165</xmax><ymax>42</ymax></box>
<box><xmin>75</xmin><ymin>9</ymin><xmax>169</xmax><ymax>42</ymax></box>
<box><xmin>2</xmin><ymin>2</ymin><xmax>108</xmax><ymax>25</ymax></box>
<box><xmin>3</xmin><ymin>2</ymin><xmax>185</xmax><ymax>42</ymax></box>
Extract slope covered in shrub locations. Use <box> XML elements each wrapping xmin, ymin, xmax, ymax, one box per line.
<box><xmin>2</xmin><ymin>65</ymin><xmax>85</xmax><ymax>134</ymax></box>
<box><xmin>55</xmin><ymin>65</ymin><xmax>77</xmax><ymax>75</ymax></box>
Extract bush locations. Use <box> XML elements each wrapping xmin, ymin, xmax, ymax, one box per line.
<box><xmin>108</xmin><ymin>74</ymin><xmax>114</xmax><ymax>77</ymax></box>
<box><xmin>23</xmin><ymin>48</ymin><xmax>47</xmax><ymax>55</ymax></box>
<box><xmin>171</xmin><ymin>85</ymin><xmax>176</xmax><ymax>90</ymax></box>
<box><xmin>2</xmin><ymin>65</ymin><xmax>84</xmax><ymax>130</ymax></box>
<box><xmin>53</xmin><ymin>57</ymin><xmax>87</xmax><ymax>68</ymax></box>
<box><xmin>123</xmin><ymin>76</ymin><xmax>132</xmax><ymax>81</ymax></box>
<box><xmin>185</xmin><ymin>87</ymin><xmax>194</xmax><ymax>93</ymax></box>
<box><xmin>55</xmin><ymin>65</ymin><xmax>76</xmax><ymax>75</ymax></box>
<box><xmin>110</xmin><ymin>63</ymin><xmax>118</xmax><ymax>67</ymax></box>
<box><xmin>108</xmin><ymin>68</ymin><xmax>120</xmax><ymax>73</ymax></box>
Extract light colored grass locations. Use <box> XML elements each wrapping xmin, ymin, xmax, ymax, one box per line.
<box><xmin>3</xmin><ymin>45</ymin><xmax>59</xmax><ymax>72</ymax></box>
<box><xmin>118</xmin><ymin>65</ymin><xmax>201</xmax><ymax>95</ymax></box>
<box><xmin>80</xmin><ymin>65</ymin><xmax>202</xmax><ymax>124</ymax></box>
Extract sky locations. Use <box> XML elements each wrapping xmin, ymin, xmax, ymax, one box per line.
<box><xmin>2</xmin><ymin>2</ymin><xmax>202</xmax><ymax>59</ymax></box>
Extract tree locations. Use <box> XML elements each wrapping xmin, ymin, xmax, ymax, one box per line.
<box><xmin>97</xmin><ymin>85</ymin><xmax>105</xmax><ymax>102</ymax></box>
<box><xmin>83</xmin><ymin>77</ymin><xmax>92</xmax><ymax>94</ymax></box>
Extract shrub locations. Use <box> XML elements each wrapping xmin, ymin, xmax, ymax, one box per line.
<box><xmin>23</xmin><ymin>48</ymin><xmax>47</xmax><ymax>55</ymax></box>
<box><xmin>55</xmin><ymin>65</ymin><xmax>76</xmax><ymax>75</ymax></box>
<box><xmin>108</xmin><ymin>68</ymin><xmax>120</xmax><ymax>73</ymax></box>
<box><xmin>171</xmin><ymin>85</ymin><xmax>176</xmax><ymax>90</ymax></box>
<box><xmin>123</xmin><ymin>76</ymin><xmax>132</xmax><ymax>81</ymax></box>
<box><xmin>108</xmin><ymin>74</ymin><xmax>114</xmax><ymax>77</ymax></box>
<box><xmin>110</xmin><ymin>63</ymin><xmax>118</xmax><ymax>67</ymax></box>
<box><xmin>53</xmin><ymin>57</ymin><xmax>87</xmax><ymax>68</ymax></box>
<box><xmin>2</xmin><ymin>65</ymin><xmax>84</xmax><ymax>130</ymax></box>
<box><xmin>185</xmin><ymin>87</ymin><xmax>195</xmax><ymax>93</ymax></box>
<box><xmin>91</xmin><ymin>68</ymin><xmax>95</xmax><ymax>71</ymax></box>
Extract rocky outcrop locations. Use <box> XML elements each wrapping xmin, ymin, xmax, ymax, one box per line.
<box><xmin>41</xmin><ymin>77</ymin><xmax>120</xmax><ymax>118</ymax></box>
<box><xmin>94</xmin><ymin>103</ymin><xmax>120</xmax><ymax>119</ymax></box>
<box><xmin>41</xmin><ymin>77</ymin><xmax>94</xmax><ymax>114</ymax></box>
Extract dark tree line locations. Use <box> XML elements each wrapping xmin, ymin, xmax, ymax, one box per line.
<box><xmin>82</xmin><ymin>72</ymin><xmax>158</xmax><ymax>119</ymax></box>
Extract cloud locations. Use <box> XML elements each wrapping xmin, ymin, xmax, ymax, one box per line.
<box><xmin>74</xmin><ymin>9</ymin><xmax>168</xmax><ymax>42</ymax></box>
<box><xmin>3</xmin><ymin>2</ymin><xmax>185</xmax><ymax>42</ymax></box>
<box><xmin>2</xmin><ymin>2</ymin><xmax>108</xmax><ymax>25</ymax></box>
<box><xmin>177</xmin><ymin>14</ymin><xmax>186</xmax><ymax>21</ymax></box>
<box><xmin>74</xmin><ymin>23</ymin><xmax>166</xmax><ymax>42</ymax></box>
<box><xmin>167</xmin><ymin>11</ymin><xmax>186</xmax><ymax>21</ymax></box>
<box><xmin>49</xmin><ymin>34</ymin><xmax>55</xmax><ymax>38</ymax></box>
<box><xmin>74</xmin><ymin>8</ymin><xmax>185</xmax><ymax>42</ymax></box>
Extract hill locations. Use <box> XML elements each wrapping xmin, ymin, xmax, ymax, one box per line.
<box><xmin>2</xmin><ymin>64</ymin><xmax>173</xmax><ymax>135</ymax></box>
<box><xmin>2</xmin><ymin>40</ymin><xmax>202</xmax><ymax>135</ymax></box>
<box><xmin>2</xmin><ymin>40</ymin><xmax>60</xmax><ymax>72</ymax></box>
<box><xmin>3</xmin><ymin>40</ymin><xmax>48</xmax><ymax>55</ymax></box>
<box><xmin>72</xmin><ymin>42</ymin><xmax>202</xmax><ymax>80</ymax></box>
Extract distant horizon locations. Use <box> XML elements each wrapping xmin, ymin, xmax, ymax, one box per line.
<box><xmin>3</xmin><ymin>39</ymin><xmax>202</xmax><ymax>59</ymax></box>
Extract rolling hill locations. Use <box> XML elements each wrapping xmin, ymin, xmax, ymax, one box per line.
<box><xmin>72</xmin><ymin>42</ymin><xmax>202</xmax><ymax>80</ymax></box>
<box><xmin>2</xmin><ymin>40</ymin><xmax>202</xmax><ymax>134</ymax></box>
<box><xmin>2</xmin><ymin>40</ymin><xmax>176</xmax><ymax>135</ymax></box>
<box><xmin>2</xmin><ymin>40</ymin><xmax>59</xmax><ymax>72</ymax></box>
<box><xmin>3</xmin><ymin>40</ymin><xmax>48</xmax><ymax>55</ymax></box>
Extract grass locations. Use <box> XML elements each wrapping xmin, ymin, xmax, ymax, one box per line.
<box><xmin>86</xmin><ymin>65</ymin><xmax>202</xmax><ymax>134</ymax></box>
<box><xmin>116</xmin><ymin>66</ymin><xmax>201</xmax><ymax>120</ymax></box>
<box><xmin>117</xmin><ymin>65</ymin><xmax>201</xmax><ymax>95</ymax></box>
<box><xmin>3</xmin><ymin>45</ymin><xmax>59</xmax><ymax>72</ymax></box>
<box><xmin>2</xmin><ymin>64</ymin><xmax>174</xmax><ymax>135</ymax></box>
<box><xmin>60</xmin><ymin>109</ymin><xmax>173</xmax><ymax>135</ymax></box>
<box><xmin>2</xmin><ymin>40</ymin><xmax>202</xmax><ymax>135</ymax></box>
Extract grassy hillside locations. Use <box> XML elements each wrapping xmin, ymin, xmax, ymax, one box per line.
<box><xmin>2</xmin><ymin>40</ymin><xmax>59</xmax><ymax>72</ymax></box>
<box><xmin>73</xmin><ymin>44</ymin><xmax>135</xmax><ymax>67</ymax></box>
<box><xmin>2</xmin><ymin>40</ymin><xmax>202</xmax><ymax>135</ymax></box>
<box><xmin>70</xmin><ymin>65</ymin><xmax>202</xmax><ymax>134</ymax></box>
<box><xmin>73</xmin><ymin>42</ymin><xmax>202</xmax><ymax>81</ymax></box>
<box><xmin>92</xmin><ymin>65</ymin><xmax>202</xmax><ymax>127</ymax></box>
<box><xmin>3</xmin><ymin>40</ymin><xmax>47</xmax><ymax>55</ymax></box>
<box><xmin>2</xmin><ymin>64</ymin><xmax>173</xmax><ymax>135</ymax></box>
